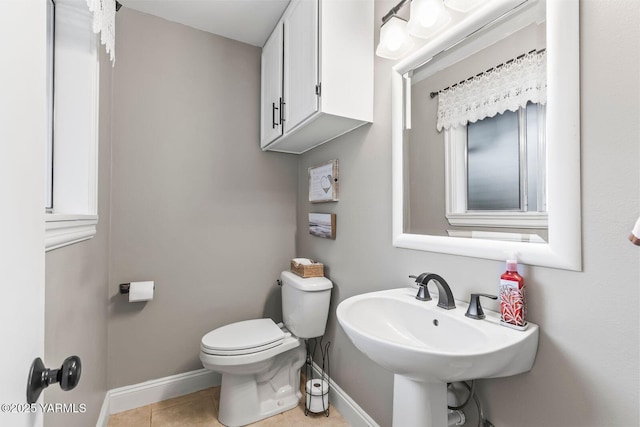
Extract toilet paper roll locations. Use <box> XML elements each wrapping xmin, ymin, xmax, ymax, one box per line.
<box><xmin>129</xmin><ymin>281</ymin><xmax>154</xmax><ymax>302</ymax></box>
<box><xmin>305</xmin><ymin>379</ymin><xmax>329</xmax><ymax>413</ymax></box>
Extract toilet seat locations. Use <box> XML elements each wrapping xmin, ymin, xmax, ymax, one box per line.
<box><xmin>201</xmin><ymin>318</ymin><xmax>286</xmax><ymax>356</ymax></box>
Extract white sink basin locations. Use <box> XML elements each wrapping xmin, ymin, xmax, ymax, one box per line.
<box><xmin>337</xmin><ymin>287</ymin><xmax>539</xmax><ymax>426</ymax></box>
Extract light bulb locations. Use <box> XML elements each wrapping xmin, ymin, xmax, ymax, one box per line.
<box><xmin>376</xmin><ymin>16</ymin><xmax>414</xmax><ymax>60</ymax></box>
<box><xmin>417</xmin><ymin>1</ymin><xmax>442</xmax><ymax>28</ymax></box>
<box><xmin>385</xmin><ymin>25</ymin><xmax>405</xmax><ymax>51</ymax></box>
<box><xmin>408</xmin><ymin>0</ymin><xmax>451</xmax><ymax>39</ymax></box>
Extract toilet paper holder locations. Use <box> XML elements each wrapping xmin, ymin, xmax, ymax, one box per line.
<box><xmin>119</xmin><ymin>281</ymin><xmax>156</xmax><ymax>303</ymax></box>
<box><xmin>119</xmin><ymin>283</ymin><xmax>132</xmax><ymax>294</ymax></box>
<box><xmin>305</xmin><ymin>337</ymin><xmax>331</xmax><ymax>417</ymax></box>
<box><xmin>119</xmin><ymin>282</ymin><xmax>155</xmax><ymax>294</ymax></box>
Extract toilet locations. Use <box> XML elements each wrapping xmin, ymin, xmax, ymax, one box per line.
<box><xmin>200</xmin><ymin>271</ymin><xmax>333</xmax><ymax>427</ymax></box>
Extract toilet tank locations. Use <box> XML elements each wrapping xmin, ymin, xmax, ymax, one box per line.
<box><xmin>280</xmin><ymin>271</ymin><xmax>333</xmax><ymax>339</ymax></box>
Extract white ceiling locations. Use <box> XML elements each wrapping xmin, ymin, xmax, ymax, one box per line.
<box><xmin>120</xmin><ymin>0</ymin><xmax>291</xmax><ymax>47</ymax></box>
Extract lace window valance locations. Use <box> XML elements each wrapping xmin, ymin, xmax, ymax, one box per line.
<box><xmin>86</xmin><ymin>0</ymin><xmax>116</xmax><ymax>63</ymax></box>
<box><xmin>436</xmin><ymin>50</ymin><xmax>546</xmax><ymax>131</ymax></box>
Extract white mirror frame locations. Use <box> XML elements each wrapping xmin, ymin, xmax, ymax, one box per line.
<box><xmin>392</xmin><ymin>0</ymin><xmax>581</xmax><ymax>270</ymax></box>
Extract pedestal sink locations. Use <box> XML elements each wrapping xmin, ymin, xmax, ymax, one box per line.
<box><xmin>337</xmin><ymin>288</ymin><xmax>539</xmax><ymax>427</ymax></box>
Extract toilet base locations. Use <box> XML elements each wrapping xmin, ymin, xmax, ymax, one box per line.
<box><xmin>217</xmin><ymin>345</ymin><xmax>305</xmax><ymax>427</ymax></box>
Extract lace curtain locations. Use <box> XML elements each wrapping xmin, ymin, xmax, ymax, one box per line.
<box><xmin>436</xmin><ymin>50</ymin><xmax>546</xmax><ymax>131</ymax></box>
<box><xmin>86</xmin><ymin>0</ymin><xmax>115</xmax><ymax>63</ymax></box>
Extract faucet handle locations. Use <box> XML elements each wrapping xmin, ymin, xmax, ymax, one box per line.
<box><xmin>409</xmin><ymin>274</ymin><xmax>432</xmax><ymax>301</ymax></box>
<box><xmin>409</xmin><ymin>273</ymin><xmax>429</xmax><ymax>283</ymax></box>
<box><xmin>465</xmin><ymin>293</ymin><xmax>498</xmax><ymax>320</ymax></box>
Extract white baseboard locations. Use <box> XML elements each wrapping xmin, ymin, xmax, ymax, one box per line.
<box><xmin>97</xmin><ymin>365</ymin><xmax>377</xmax><ymax>427</ymax></box>
<box><xmin>95</xmin><ymin>392</ymin><xmax>110</xmax><ymax>427</ymax></box>
<box><xmin>96</xmin><ymin>368</ymin><xmax>221</xmax><ymax>425</ymax></box>
<box><xmin>311</xmin><ymin>362</ymin><xmax>380</xmax><ymax>427</ymax></box>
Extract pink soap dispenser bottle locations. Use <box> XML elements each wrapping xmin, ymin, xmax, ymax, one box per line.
<box><xmin>499</xmin><ymin>257</ymin><xmax>527</xmax><ymax>329</ymax></box>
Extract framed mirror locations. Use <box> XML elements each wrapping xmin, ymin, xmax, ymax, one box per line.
<box><xmin>391</xmin><ymin>0</ymin><xmax>581</xmax><ymax>270</ymax></box>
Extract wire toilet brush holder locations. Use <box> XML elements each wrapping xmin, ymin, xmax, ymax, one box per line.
<box><xmin>304</xmin><ymin>336</ymin><xmax>331</xmax><ymax>417</ymax></box>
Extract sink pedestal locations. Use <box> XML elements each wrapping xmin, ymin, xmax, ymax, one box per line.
<box><xmin>393</xmin><ymin>375</ymin><xmax>447</xmax><ymax>427</ymax></box>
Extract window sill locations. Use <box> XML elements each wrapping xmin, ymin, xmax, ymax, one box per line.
<box><xmin>45</xmin><ymin>214</ymin><xmax>98</xmax><ymax>252</ymax></box>
<box><xmin>446</xmin><ymin>212</ymin><xmax>548</xmax><ymax>229</ymax></box>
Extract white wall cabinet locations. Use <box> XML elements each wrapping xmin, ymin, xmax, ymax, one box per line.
<box><xmin>260</xmin><ymin>23</ymin><xmax>284</xmax><ymax>147</ymax></box>
<box><xmin>260</xmin><ymin>0</ymin><xmax>373</xmax><ymax>154</ymax></box>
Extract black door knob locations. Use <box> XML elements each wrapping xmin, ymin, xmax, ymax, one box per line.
<box><xmin>27</xmin><ymin>356</ymin><xmax>82</xmax><ymax>404</ymax></box>
<box><xmin>59</xmin><ymin>356</ymin><xmax>81</xmax><ymax>391</ymax></box>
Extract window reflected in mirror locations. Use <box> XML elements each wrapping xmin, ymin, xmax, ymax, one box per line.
<box><xmin>465</xmin><ymin>101</ymin><xmax>546</xmax><ymax>213</ymax></box>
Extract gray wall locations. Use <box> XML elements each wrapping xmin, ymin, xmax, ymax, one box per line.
<box><xmin>107</xmin><ymin>9</ymin><xmax>298</xmax><ymax>388</ymax></box>
<box><xmin>44</xmin><ymin>49</ymin><xmax>112</xmax><ymax>427</ymax></box>
<box><xmin>297</xmin><ymin>1</ymin><xmax>639</xmax><ymax>426</ymax></box>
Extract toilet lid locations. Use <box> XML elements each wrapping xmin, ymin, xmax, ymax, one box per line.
<box><xmin>201</xmin><ymin>318</ymin><xmax>285</xmax><ymax>354</ymax></box>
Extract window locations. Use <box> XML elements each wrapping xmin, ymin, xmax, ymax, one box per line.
<box><xmin>467</xmin><ymin>102</ymin><xmax>545</xmax><ymax>212</ymax></box>
<box><xmin>445</xmin><ymin>102</ymin><xmax>547</xmax><ymax>229</ymax></box>
<box><xmin>45</xmin><ymin>0</ymin><xmax>100</xmax><ymax>251</ymax></box>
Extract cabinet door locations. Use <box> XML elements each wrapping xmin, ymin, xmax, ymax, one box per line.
<box><xmin>260</xmin><ymin>23</ymin><xmax>283</xmax><ymax>148</ymax></box>
<box><xmin>283</xmin><ymin>0</ymin><xmax>318</xmax><ymax>133</ymax></box>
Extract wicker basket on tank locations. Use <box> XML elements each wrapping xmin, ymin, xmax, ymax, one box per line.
<box><xmin>290</xmin><ymin>260</ymin><xmax>324</xmax><ymax>278</ymax></box>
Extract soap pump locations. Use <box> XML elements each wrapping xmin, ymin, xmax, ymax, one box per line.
<box><xmin>499</xmin><ymin>256</ymin><xmax>527</xmax><ymax>330</ymax></box>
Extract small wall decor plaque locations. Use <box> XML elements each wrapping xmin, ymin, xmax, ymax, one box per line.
<box><xmin>309</xmin><ymin>160</ymin><xmax>339</xmax><ymax>203</ymax></box>
<box><xmin>309</xmin><ymin>213</ymin><xmax>336</xmax><ymax>239</ymax></box>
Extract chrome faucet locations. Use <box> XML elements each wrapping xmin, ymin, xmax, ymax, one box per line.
<box><xmin>409</xmin><ymin>273</ymin><xmax>456</xmax><ymax>310</ymax></box>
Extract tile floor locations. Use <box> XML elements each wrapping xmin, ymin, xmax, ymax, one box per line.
<box><xmin>107</xmin><ymin>386</ymin><xmax>349</xmax><ymax>427</ymax></box>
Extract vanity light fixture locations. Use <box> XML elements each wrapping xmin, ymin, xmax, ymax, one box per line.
<box><xmin>443</xmin><ymin>0</ymin><xmax>483</xmax><ymax>13</ymax></box>
<box><xmin>377</xmin><ymin>0</ymin><xmax>460</xmax><ymax>59</ymax></box>
<box><xmin>376</xmin><ymin>15</ymin><xmax>414</xmax><ymax>59</ymax></box>
<box><xmin>407</xmin><ymin>0</ymin><xmax>451</xmax><ymax>39</ymax></box>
